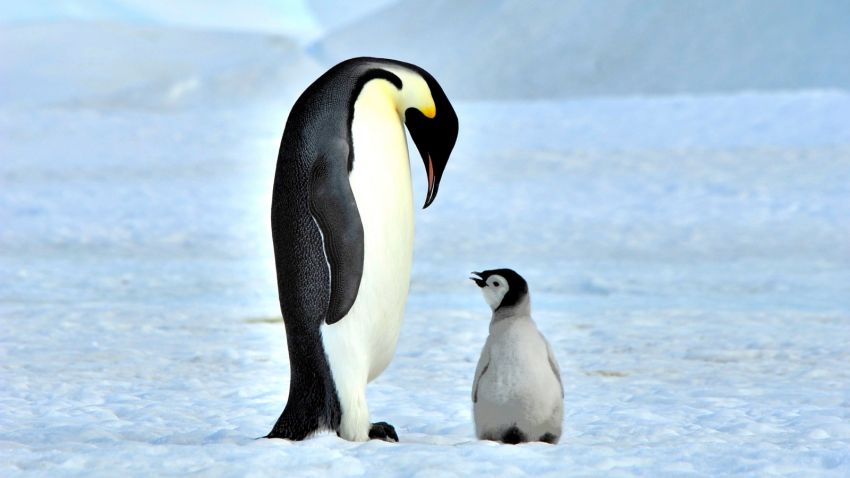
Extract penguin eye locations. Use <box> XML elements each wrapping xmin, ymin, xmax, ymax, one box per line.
<box><xmin>493</xmin><ymin>281</ymin><xmax>500</xmax><ymax>287</ymax></box>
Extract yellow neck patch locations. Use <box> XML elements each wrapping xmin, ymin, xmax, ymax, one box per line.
<box><xmin>382</xmin><ymin>65</ymin><xmax>437</xmax><ymax>120</ymax></box>
<box><xmin>421</xmin><ymin>104</ymin><xmax>436</xmax><ymax>119</ymax></box>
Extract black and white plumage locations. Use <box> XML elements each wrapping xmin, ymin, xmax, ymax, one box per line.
<box><xmin>470</xmin><ymin>269</ymin><xmax>564</xmax><ymax>444</ymax></box>
<box><xmin>267</xmin><ymin>58</ymin><xmax>458</xmax><ymax>442</ymax></box>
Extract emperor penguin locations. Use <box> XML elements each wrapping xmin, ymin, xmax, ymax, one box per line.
<box><xmin>267</xmin><ymin>58</ymin><xmax>458</xmax><ymax>442</ymax></box>
<box><xmin>470</xmin><ymin>269</ymin><xmax>564</xmax><ymax>444</ymax></box>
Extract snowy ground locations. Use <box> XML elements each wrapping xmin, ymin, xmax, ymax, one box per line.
<box><xmin>3</xmin><ymin>89</ymin><xmax>849</xmax><ymax>476</ymax></box>
<box><xmin>2</xmin><ymin>17</ymin><xmax>850</xmax><ymax>478</ymax></box>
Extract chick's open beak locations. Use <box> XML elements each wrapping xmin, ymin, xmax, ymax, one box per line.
<box><xmin>469</xmin><ymin>272</ymin><xmax>487</xmax><ymax>288</ymax></box>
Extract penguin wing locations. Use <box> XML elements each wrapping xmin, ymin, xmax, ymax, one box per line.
<box><xmin>542</xmin><ymin>334</ymin><xmax>564</xmax><ymax>397</ymax></box>
<box><xmin>472</xmin><ymin>341</ymin><xmax>491</xmax><ymax>403</ymax></box>
<box><xmin>309</xmin><ymin>142</ymin><xmax>364</xmax><ymax>325</ymax></box>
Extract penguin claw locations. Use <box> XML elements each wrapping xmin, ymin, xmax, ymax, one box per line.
<box><xmin>368</xmin><ymin>422</ymin><xmax>399</xmax><ymax>442</ymax></box>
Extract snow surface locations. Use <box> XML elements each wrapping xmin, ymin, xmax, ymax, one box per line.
<box><xmin>2</xmin><ymin>8</ymin><xmax>850</xmax><ymax>477</ymax></box>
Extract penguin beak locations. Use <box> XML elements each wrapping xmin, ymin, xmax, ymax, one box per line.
<box><xmin>424</xmin><ymin>153</ymin><xmax>438</xmax><ymax>208</ymax></box>
<box><xmin>403</xmin><ymin>82</ymin><xmax>458</xmax><ymax>209</ymax></box>
<box><xmin>469</xmin><ymin>272</ymin><xmax>487</xmax><ymax>288</ymax></box>
<box><xmin>406</xmin><ymin>114</ymin><xmax>452</xmax><ymax>209</ymax></box>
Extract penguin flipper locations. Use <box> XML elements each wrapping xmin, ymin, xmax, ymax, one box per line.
<box><xmin>542</xmin><ymin>334</ymin><xmax>563</xmax><ymax>397</ymax></box>
<box><xmin>472</xmin><ymin>341</ymin><xmax>491</xmax><ymax>403</ymax></box>
<box><xmin>309</xmin><ymin>145</ymin><xmax>364</xmax><ymax>325</ymax></box>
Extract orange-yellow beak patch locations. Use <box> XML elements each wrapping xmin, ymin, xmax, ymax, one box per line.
<box><xmin>421</xmin><ymin>104</ymin><xmax>436</xmax><ymax>119</ymax></box>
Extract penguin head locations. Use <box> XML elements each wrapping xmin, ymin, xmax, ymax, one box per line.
<box><xmin>394</xmin><ymin>67</ymin><xmax>458</xmax><ymax>209</ymax></box>
<box><xmin>347</xmin><ymin>58</ymin><xmax>458</xmax><ymax>208</ymax></box>
<box><xmin>470</xmin><ymin>268</ymin><xmax>529</xmax><ymax>312</ymax></box>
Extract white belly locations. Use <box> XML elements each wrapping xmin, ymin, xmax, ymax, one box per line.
<box><xmin>321</xmin><ymin>82</ymin><xmax>414</xmax><ymax>386</ymax></box>
<box><xmin>474</xmin><ymin>320</ymin><xmax>564</xmax><ymax>439</ymax></box>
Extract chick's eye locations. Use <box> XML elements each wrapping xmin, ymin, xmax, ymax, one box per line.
<box><xmin>493</xmin><ymin>281</ymin><xmax>500</xmax><ymax>287</ymax></box>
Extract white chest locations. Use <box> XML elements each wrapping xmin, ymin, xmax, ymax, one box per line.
<box><xmin>474</xmin><ymin>318</ymin><xmax>564</xmax><ymax>439</ymax></box>
<box><xmin>348</xmin><ymin>89</ymin><xmax>415</xmax><ymax>249</ymax></box>
<box><xmin>321</xmin><ymin>79</ymin><xmax>415</xmax><ymax>383</ymax></box>
<box><xmin>479</xmin><ymin>319</ymin><xmax>559</xmax><ymax>406</ymax></box>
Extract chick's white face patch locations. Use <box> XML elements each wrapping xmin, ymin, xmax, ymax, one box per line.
<box><xmin>480</xmin><ymin>273</ymin><xmax>509</xmax><ymax>310</ymax></box>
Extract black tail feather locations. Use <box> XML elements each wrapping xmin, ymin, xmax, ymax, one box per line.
<box><xmin>267</xmin><ymin>322</ymin><xmax>340</xmax><ymax>440</ymax></box>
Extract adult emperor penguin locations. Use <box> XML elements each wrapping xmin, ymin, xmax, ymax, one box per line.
<box><xmin>266</xmin><ymin>58</ymin><xmax>458</xmax><ymax>442</ymax></box>
<box><xmin>470</xmin><ymin>269</ymin><xmax>564</xmax><ymax>444</ymax></box>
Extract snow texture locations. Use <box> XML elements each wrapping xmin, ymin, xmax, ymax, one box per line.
<box><xmin>2</xmin><ymin>3</ymin><xmax>850</xmax><ymax>477</ymax></box>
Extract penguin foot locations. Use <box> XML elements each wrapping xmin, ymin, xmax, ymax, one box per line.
<box><xmin>368</xmin><ymin>422</ymin><xmax>398</xmax><ymax>442</ymax></box>
<box><xmin>266</xmin><ymin>425</ymin><xmax>306</xmax><ymax>441</ymax></box>
<box><xmin>500</xmin><ymin>426</ymin><xmax>527</xmax><ymax>445</ymax></box>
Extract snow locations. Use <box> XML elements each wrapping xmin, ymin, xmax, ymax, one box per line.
<box><xmin>2</xmin><ymin>5</ymin><xmax>850</xmax><ymax>477</ymax></box>
<box><xmin>313</xmin><ymin>0</ymin><xmax>850</xmax><ymax>99</ymax></box>
<box><xmin>0</xmin><ymin>22</ymin><xmax>322</xmax><ymax>109</ymax></box>
<box><xmin>0</xmin><ymin>0</ymin><xmax>321</xmax><ymax>40</ymax></box>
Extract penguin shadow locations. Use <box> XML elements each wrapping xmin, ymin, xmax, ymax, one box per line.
<box><xmin>585</xmin><ymin>370</ymin><xmax>629</xmax><ymax>378</ymax></box>
<box><xmin>244</xmin><ymin>316</ymin><xmax>283</xmax><ymax>325</ymax></box>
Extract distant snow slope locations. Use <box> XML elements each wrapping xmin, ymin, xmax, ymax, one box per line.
<box><xmin>0</xmin><ymin>0</ymin><xmax>321</xmax><ymax>39</ymax></box>
<box><xmin>305</xmin><ymin>0</ymin><xmax>398</xmax><ymax>34</ymax></box>
<box><xmin>312</xmin><ymin>0</ymin><xmax>850</xmax><ymax>99</ymax></box>
<box><xmin>0</xmin><ymin>22</ymin><xmax>321</xmax><ymax>109</ymax></box>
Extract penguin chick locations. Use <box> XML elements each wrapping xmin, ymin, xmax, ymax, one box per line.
<box><xmin>470</xmin><ymin>268</ymin><xmax>563</xmax><ymax>444</ymax></box>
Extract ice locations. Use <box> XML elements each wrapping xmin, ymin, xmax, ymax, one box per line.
<box><xmin>2</xmin><ymin>9</ymin><xmax>850</xmax><ymax>477</ymax></box>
